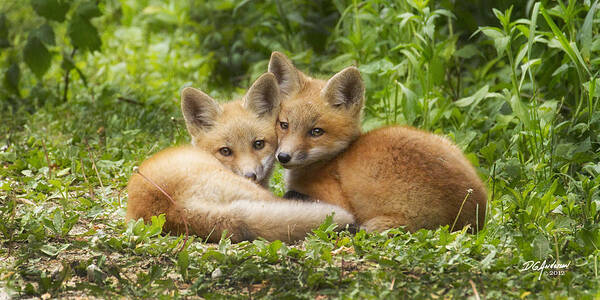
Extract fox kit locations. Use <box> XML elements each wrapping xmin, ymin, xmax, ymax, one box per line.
<box><xmin>268</xmin><ymin>52</ymin><xmax>487</xmax><ymax>232</ymax></box>
<box><xmin>126</xmin><ymin>73</ymin><xmax>355</xmax><ymax>242</ymax></box>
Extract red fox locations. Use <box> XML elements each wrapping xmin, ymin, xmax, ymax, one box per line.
<box><xmin>126</xmin><ymin>73</ymin><xmax>355</xmax><ymax>242</ymax></box>
<box><xmin>268</xmin><ymin>52</ymin><xmax>487</xmax><ymax>232</ymax></box>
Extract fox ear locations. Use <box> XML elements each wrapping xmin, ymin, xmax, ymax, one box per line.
<box><xmin>268</xmin><ymin>51</ymin><xmax>303</xmax><ymax>97</ymax></box>
<box><xmin>244</xmin><ymin>73</ymin><xmax>281</xmax><ymax>117</ymax></box>
<box><xmin>181</xmin><ymin>87</ymin><xmax>221</xmax><ymax>135</ymax></box>
<box><xmin>321</xmin><ymin>66</ymin><xmax>364</xmax><ymax>110</ymax></box>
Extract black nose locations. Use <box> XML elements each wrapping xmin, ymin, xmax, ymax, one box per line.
<box><xmin>244</xmin><ymin>172</ymin><xmax>257</xmax><ymax>181</ymax></box>
<box><xmin>277</xmin><ymin>153</ymin><xmax>291</xmax><ymax>164</ymax></box>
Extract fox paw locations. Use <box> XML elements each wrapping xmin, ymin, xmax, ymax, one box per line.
<box><xmin>283</xmin><ymin>190</ymin><xmax>313</xmax><ymax>201</ymax></box>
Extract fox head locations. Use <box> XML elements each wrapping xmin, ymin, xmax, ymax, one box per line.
<box><xmin>181</xmin><ymin>73</ymin><xmax>281</xmax><ymax>186</ymax></box>
<box><xmin>268</xmin><ymin>52</ymin><xmax>365</xmax><ymax>168</ymax></box>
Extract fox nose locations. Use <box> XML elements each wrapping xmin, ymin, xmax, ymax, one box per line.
<box><xmin>277</xmin><ymin>153</ymin><xmax>291</xmax><ymax>164</ymax></box>
<box><xmin>244</xmin><ymin>172</ymin><xmax>257</xmax><ymax>181</ymax></box>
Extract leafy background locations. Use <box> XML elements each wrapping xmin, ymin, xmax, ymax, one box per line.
<box><xmin>1</xmin><ymin>0</ymin><xmax>599</xmax><ymax>298</ymax></box>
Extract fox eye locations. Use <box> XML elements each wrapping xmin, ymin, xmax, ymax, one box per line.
<box><xmin>219</xmin><ymin>147</ymin><xmax>232</xmax><ymax>156</ymax></box>
<box><xmin>279</xmin><ymin>121</ymin><xmax>289</xmax><ymax>130</ymax></box>
<box><xmin>253</xmin><ymin>140</ymin><xmax>265</xmax><ymax>150</ymax></box>
<box><xmin>310</xmin><ymin>128</ymin><xmax>325</xmax><ymax>137</ymax></box>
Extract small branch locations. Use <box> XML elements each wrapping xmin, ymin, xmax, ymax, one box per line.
<box><xmin>40</xmin><ymin>139</ymin><xmax>52</xmax><ymax>178</ymax></box>
<box><xmin>79</xmin><ymin>157</ymin><xmax>95</xmax><ymax>201</ymax></box>
<box><xmin>117</xmin><ymin>96</ymin><xmax>143</xmax><ymax>106</ymax></box>
<box><xmin>84</xmin><ymin>140</ymin><xmax>104</xmax><ymax>189</ymax></box>
<box><xmin>469</xmin><ymin>279</ymin><xmax>481</xmax><ymax>300</ymax></box>
<box><xmin>451</xmin><ymin>189</ymin><xmax>473</xmax><ymax>232</ymax></box>
<box><xmin>62</xmin><ymin>48</ymin><xmax>77</xmax><ymax>102</ymax></box>
<box><xmin>17</xmin><ymin>198</ymin><xmax>35</xmax><ymax>205</ymax></box>
<box><xmin>340</xmin><ymin>256</ymin><xmax>344</xmax><ymax>286</ymax></box>
<box><xmin>134</xmin><ymin>167</ymin><xmax>190</xmax><ymax>253</ymax></box>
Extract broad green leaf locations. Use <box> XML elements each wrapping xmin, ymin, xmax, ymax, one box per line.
<box><xmin>578</xmin><ymin>0</ymin><xmax>598</xmax><ymax>60</ymax></box>
<box><xmin>63</xmin><ymin>213</ymin><xmax>79</xmax><ymax>235</ymax></box>
<box><xmin>68</xmin><ymin>16</ymin><xmax>101</xmax><ymax>52</ymax></box>
<box><xmin>400</xmin><ymin>48</ymin><xmax>419</xmax><ymax>67</ymax></box>
<box><xmin>3</xmin><ymin>63</ymin><xmax>20</xmax><ymax>95</ymax></box>
<box><xmin>177</xmin><ymin>250</ymin><xmax>189</xmax><ymax>279</ymax></box>
<box><xmin>479</xmin><ymin>27</ymin><xmax>509</xmax><ymax>57</ymax></box>
<box><xmin>40</xmin><ymin>243</ymin><xmax>70</xmax><ymax>257</ymax></box>
<box><xmin>454</xmin><ymin>44</ymin><xmax>479</xmax><ymax>59</ymax></box>
<box><xmin>147</xmin><ymin>214</ymin><xmax>166</xmax><ymax>238</ymax></box>
<box><xmin>32</xmin><ymin>23</ymin><xmax>55</xmax><ymax>46</ymax></box>
<box><xmin>53</xmin><ymin>211</ymin><xmax>64</xmax><ymax>235</ymax></box>
<box><xmin>527</xmin><ymin>3</ymin><xmax>540</xmax><ymax>63</ymax></box>
<box><xmin>454</xmin><ymin>85</ymin><xmax>489</xmax><ymax>107</ymax></box>
<box><xmin>480</xmin><ymin>249</ymin><xmax>497</xmax><ymax>268</ymax></box>
<box><xmin>508</xmin><ymin>93</ymin><xmax>532</xmax><ymax>129</ymax></box>
<box><xmin>74</xmin><ymin>1</ymin><xmax>102</xmax><ymax>19</ymax></box>
<box><xmin>519</xmin><ymin>58</ymin><xmax>541</xmax><ymax>90</ymax></box>
<box><xmin>541</xmin><ymin>4</ymin><xmax>590</xmax><ymax>77</ymax></box>
<box><xmin>532</xmin><ymin>235</ymin><xmax>551</xmax><ymax>260</ymax></box>
<box><xmin>359</xmin><ymin>59</ymin><xmax>394</xmax><ymax>75</ymax></box>
<box><xmin>24</xmin><ymin>36</ymin><xmax>52</xmax><ymax>78</ymax></box>
<box><xmin>31</xmin><ymin>0</ymin><xmax>70</xmax><ymax>22</ymax></box>
<box><xmin>540</xmin><ymin>179</ymin><xmax>559</xmax><ymax>213</ymax></box>
<box><xmin>0</xmin><ymin>13</ymin><xmax>9</xmax><ymax>48</ymax></box>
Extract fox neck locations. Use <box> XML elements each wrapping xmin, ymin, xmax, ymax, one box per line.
<box><xmin>284</xmin><ymin>131</ymin><xmax>360</xmax><ymax>189</ymax></box>
<box><xmin>284</xmin><ymin>159</ymin><xmax>330</xmax><ymax>191</ymax></box>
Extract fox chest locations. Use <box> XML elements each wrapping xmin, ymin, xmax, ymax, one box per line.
<box><xmin>284</xmin><ymin>166</ymin><xmax>350</xmax><ymax>211</ymax></box>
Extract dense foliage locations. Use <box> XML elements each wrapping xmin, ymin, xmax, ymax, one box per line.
<box><xmin>1</xmin><ymin>0</ymin><xmax>599</xmax><ymax>298</ymax></box>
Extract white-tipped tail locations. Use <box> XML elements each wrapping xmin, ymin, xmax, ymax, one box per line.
<box><xmin>176</xmin><ymin>199</ymin><xmax>355</xmax><ymax>243</ymax></box>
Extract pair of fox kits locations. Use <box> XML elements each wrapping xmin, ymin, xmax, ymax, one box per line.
<box><xmin>126</xmin><ymin>52</ymin><xmax>487</xmax><ymax>242</ymax></box>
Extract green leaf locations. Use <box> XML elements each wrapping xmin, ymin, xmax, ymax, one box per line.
<box><xmin>532</xmin><ymin>235</ymin><xmax>551</xmax><ymax>260</ymax></box>
<box><xmin>61</xmin><ymin>55</ymin><xmax>88</xmax><ymax>87</ymax></box>
<box><xmin>63</xmin><ymin>213</ymin><xmax>79</xmax><ymax>235</ymax></box>
<box><xmin>540</xmin><ymin>4</ymin><xmax>590</xmax><ymax>78</ymax></box>
<box><xmin>177</xmin><ymin>250</ymin><xmax>189</xmax><ymax>280</ymax></box>
<box><xmin>454</xmin><ymin>44</ymin><xmax>479</xmax><ymax>59</ymax></box>
<box><xmin>31</xmin><ymin>0</ymin><xmax>70</xmax><ymax>22</ymax></box>
<box><xmin>527</xmin><ymin>3</ymin><xmax>540</xmax><ymax>65</ymax></box>
<box><xmin>478</xmin><ymin>27</ymin><xmax>509</xmax><ymax>57</ymax></box>
<box><xmin>53</xmin><ymin>211</ymin><xmax>64</xmax><ymax>235</ymax></box>
<box><xmin>0</xmin><ymin>13</ymin><xmax>9</xmax><ymax>48</ymax></box>
<box><xmin>147</xmin><ymin>214</ymin><xmax>166</xmax><ymax>238</ymax></box>
<box><xmin>3</xmin><ymin>63</ymin><xmax>20</xmax><ymax>95</ymax></box>
<box><xmin>40</xmin><ymin>243</ymin><xmax>69</xmax><ymax>257</ymax></box>
<box><xmin>454</xmin><ymin>85</ymin><xmax>489</xmax><ymax>107</ymax></box>
<box><xmin>24</xmin><ymin>36</ymin><xmax>52</xmax><ymax>79</ymax></box>
<box><xmin>68</xmin><ymin>16</ymin><xmax>101</xmax><ymax>52</ymax></box>
<box><xmin>358</xmin><ymin>59</ymin><xmax>394</xmax><ymax>75</ymax></box>
<box><xmin>74</xmin><ymin>2</ymin><xmax>102</xmax><ymax>19</ymax></box>
<box><xmin>507</xmin><ymin>93</ymin><xmax>532</xmax><ymax>129</ymax></box>
<box><xmin>578</xmin><ymin>0</ymin><xmax>598</xmax><ymax>60</ymax></box>
<box><xmin>32</xmin><ymin>23</ymin><xmax>55</xmax><ymax>46</ymax></box>
<box><xmin>480</xmin><ymin>249</ymin><xmax>497</xmax><ymax>268</ymax></box>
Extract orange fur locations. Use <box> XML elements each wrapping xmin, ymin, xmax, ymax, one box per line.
<box><xmin>126</xmin><ymin>73</ymin><xmax>355</xmax><ymax>242</ymax></box>
<box><xmin>269</xmin><ymin>52</ymin><xmax>487</xmax><ymax>232</ymax></box>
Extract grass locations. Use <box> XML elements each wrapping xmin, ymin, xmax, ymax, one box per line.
<box><xmin>1</xmin><ymin>0</ymin><xmax>599</xmax><ymax>298</ymax></box>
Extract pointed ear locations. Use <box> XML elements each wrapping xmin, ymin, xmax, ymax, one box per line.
<box><xmin>321</xmin><ymin>67</ymin><xmax>364</xmax><ymax>109</ymax></box>
<box><xmin>180</xmin><ymin>87</ymin><xmax>221</xmax><ymax>135</ymax></box>
<box><xmin>268</xmin><ymin>51</ymin><xmax>303</xmax><ymax>97</ymax></box>
<box><xmin>243</xmin><ymin>73</ymin><xmax>281</xmax><ymax>117</ymax></box>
